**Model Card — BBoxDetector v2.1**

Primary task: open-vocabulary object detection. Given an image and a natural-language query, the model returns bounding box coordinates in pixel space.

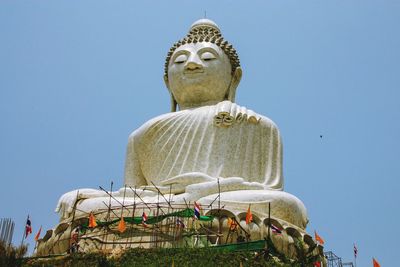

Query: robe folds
[124,101,283,191]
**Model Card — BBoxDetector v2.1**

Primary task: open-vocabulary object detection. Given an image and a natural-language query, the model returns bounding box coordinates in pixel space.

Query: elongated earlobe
[164,74,177,112]
[226,67,242,102]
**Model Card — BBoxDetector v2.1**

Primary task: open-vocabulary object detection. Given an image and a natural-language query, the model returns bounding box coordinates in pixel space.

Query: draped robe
[124,101,283,191]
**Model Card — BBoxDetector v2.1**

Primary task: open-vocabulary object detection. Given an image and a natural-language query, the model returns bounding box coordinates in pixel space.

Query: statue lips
[183,69,204,76]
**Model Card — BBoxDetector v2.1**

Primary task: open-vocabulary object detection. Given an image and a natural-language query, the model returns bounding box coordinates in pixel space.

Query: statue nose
[185,56,203,71]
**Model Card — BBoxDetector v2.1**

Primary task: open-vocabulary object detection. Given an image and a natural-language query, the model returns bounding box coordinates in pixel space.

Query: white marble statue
[56,19,308,230]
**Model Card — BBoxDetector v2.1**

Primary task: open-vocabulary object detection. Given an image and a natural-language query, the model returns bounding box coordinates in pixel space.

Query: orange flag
[314,231,325,245]
[373,258,381,267]
[118,216,126,233]
[245,205,253,224]
[227,217,237,230]
[34,226,42,241]
[88,212,97,228]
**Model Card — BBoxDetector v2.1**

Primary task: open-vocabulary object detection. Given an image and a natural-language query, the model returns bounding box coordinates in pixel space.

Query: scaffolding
[35,183,324,267]
[324,251,354,267]
[0,218,15,246]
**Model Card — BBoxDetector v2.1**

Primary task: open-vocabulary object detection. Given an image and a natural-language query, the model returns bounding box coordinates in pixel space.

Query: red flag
[142,212,148,227]
[314,231,325,245]
[313,261,321,267]
[25,216,32,238]
[34,226,42,241]
[373,258,380,267]
[88,212,97,228]
[245,206,253,224]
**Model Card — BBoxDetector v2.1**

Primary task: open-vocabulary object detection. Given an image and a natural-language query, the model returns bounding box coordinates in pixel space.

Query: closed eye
[200,51,216,61]
[174,54,188,64]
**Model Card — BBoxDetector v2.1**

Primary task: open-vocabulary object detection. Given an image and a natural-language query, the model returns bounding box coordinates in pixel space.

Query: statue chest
[137,111,274,185]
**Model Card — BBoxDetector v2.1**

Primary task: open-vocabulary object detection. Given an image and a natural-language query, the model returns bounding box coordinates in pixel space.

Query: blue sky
[1,1,399,266]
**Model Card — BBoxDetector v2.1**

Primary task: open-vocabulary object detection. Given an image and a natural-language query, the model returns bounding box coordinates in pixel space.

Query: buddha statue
[55,19,308,239]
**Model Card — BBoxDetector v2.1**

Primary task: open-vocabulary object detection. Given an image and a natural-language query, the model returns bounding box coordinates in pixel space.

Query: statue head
[164,19,242,111]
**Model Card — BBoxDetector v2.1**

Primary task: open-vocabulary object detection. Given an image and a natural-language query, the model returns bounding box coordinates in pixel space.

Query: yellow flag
[118,216,126,233]
[88,212,97,228]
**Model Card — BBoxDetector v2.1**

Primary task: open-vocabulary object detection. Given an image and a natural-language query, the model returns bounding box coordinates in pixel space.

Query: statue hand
[159,172,216,194]
[185,177,264,197]
[55,188,108,220]
[171,176,265,202]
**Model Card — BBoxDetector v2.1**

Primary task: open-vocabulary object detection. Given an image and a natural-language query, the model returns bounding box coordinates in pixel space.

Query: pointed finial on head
[190,18,220,33]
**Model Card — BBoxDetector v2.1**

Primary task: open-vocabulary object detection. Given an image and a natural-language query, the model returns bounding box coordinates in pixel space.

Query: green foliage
[23,247,313,267]
[293,237,324,267]
[0,240,28,267]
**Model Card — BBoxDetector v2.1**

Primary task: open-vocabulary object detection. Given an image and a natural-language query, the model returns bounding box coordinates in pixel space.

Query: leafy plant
[0,240,28,267]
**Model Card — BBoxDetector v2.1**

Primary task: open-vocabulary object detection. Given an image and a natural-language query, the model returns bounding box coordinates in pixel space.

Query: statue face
[167,42,232,109]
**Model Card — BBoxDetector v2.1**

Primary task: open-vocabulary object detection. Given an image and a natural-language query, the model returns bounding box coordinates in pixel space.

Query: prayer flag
[118,216,126,233]
[194,202,201,220]
[314,231,325,245]
[25,216,32,238]
[271,223,282,234]
[354,243,358,258]
[176,218,185,228]
[34,226,42,241]
[142,212,148,227]
[88,212,97,228]
[373,258,380,267]
[245,206,253,224]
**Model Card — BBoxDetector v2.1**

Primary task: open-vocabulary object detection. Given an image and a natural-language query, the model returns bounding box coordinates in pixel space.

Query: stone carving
[37,19,314,258]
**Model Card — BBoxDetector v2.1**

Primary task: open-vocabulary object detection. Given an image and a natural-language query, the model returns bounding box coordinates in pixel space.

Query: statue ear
[226,67,242,102]
[164,74,177,112]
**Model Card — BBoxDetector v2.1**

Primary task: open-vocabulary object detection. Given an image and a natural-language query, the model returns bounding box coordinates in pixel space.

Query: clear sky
[1,1,399,266]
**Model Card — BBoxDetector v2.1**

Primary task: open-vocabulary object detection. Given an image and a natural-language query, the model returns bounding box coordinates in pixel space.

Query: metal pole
[68,190,79,253]
[20,215,29,247]
[103,181,113,251]
[8,220,15,247]
[267,202,271,241]
[0,219,5,242]
[120,185,127,219]
[128,186,153,212]
[217,178,221,245]
[354,252,356,267]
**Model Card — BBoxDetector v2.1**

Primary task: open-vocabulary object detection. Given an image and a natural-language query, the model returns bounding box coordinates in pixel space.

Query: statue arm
[262,120,284,190]
[124,131,147,187]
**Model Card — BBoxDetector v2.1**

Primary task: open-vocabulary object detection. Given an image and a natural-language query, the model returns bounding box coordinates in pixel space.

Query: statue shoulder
[258,113,279,129]
[127,112,182,141]
[215,101,279,130]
